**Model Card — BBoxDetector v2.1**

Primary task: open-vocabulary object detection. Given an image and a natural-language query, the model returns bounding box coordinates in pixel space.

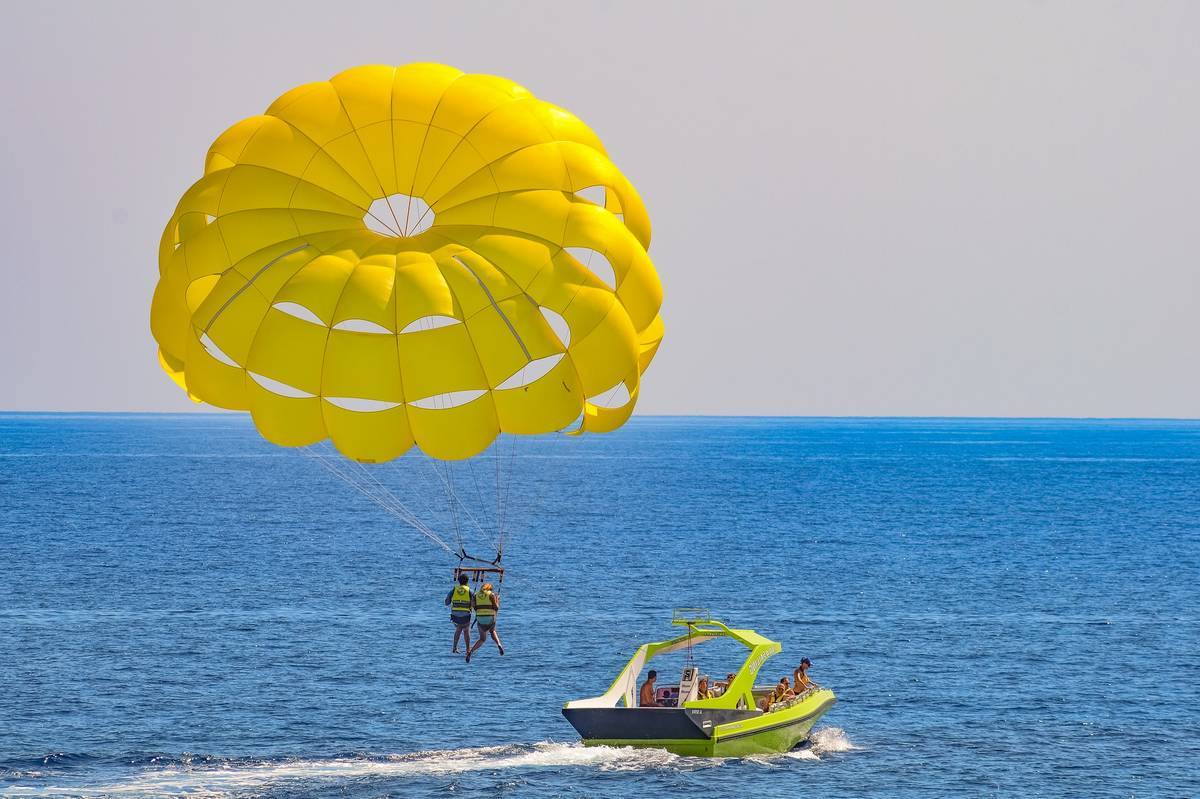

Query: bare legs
[452,622,472,656]
[469,624,504,656]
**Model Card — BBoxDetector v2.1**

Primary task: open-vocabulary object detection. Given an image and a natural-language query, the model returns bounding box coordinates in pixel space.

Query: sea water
[1,415,1196,798]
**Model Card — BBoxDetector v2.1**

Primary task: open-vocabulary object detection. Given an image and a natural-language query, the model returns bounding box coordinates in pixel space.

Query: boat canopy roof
[563,610,783,712]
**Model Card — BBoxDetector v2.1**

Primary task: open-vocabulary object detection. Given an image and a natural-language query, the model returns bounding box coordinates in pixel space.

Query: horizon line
[0,411,1197,423]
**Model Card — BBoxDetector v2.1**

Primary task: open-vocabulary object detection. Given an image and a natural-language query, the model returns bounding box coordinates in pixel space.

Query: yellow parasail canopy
[151,63,664,462]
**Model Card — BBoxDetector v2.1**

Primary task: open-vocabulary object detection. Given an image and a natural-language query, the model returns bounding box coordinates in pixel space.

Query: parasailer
[150,63,664,622]
[445,573,474,655]
[469,581,503,659]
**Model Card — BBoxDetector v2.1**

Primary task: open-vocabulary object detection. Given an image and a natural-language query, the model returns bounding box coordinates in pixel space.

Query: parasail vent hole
[566,247,617,290]
[575,185,606,206]
[589,381,631,409]
[364,194,434,238]
[539,307,571,348]
[410,389,487,410]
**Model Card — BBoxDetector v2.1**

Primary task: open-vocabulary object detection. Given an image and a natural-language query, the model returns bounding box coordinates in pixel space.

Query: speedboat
[562,611,836,757]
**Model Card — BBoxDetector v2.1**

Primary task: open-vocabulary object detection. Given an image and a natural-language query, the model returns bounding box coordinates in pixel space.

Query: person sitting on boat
[758,688,777,712]
[776,676,796,701]
[794,658,813,692]
[639,670,661,707]
[716,672,735,696]
[445,574,473,655]
[696,677,711,699]
[468,582,504,659]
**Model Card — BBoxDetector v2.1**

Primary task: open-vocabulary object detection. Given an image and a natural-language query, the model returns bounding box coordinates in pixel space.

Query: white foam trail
[732,727,860,768]
[4,742,696,798]
[809,726,860,754]
[783,726,861,762]
[6,732,860,797]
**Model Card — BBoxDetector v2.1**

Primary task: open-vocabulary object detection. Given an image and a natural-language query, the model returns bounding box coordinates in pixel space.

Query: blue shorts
[476,618,495,630]
[450,613,471,626]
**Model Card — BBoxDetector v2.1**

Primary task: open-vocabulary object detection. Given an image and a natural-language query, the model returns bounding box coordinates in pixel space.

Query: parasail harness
[453,547,504,586]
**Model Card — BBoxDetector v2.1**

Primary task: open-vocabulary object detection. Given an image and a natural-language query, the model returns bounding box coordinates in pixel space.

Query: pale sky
[1,1,1196,417]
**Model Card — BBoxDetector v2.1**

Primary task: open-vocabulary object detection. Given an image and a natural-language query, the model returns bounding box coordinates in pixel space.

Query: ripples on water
[1,416,1197,798]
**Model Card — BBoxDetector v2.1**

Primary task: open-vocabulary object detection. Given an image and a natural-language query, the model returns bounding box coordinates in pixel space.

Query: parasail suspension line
[425,456,495,552]
[498,431,520,547]
[300,444,456,556]
[436,458,463,553]
[464,446,502,555]
[305,448,442,547]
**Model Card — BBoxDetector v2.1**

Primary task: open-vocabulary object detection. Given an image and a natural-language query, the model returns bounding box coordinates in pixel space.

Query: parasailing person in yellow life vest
[469,582,504,659]
[445,574,474,656]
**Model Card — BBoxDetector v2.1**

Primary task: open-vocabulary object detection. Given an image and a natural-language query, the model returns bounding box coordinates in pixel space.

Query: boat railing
[672,607,714,624]
[763,684,825,713]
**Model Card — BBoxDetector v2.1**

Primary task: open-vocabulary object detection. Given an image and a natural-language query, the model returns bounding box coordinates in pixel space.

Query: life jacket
[450,584,472,614]
[475,589,497,621]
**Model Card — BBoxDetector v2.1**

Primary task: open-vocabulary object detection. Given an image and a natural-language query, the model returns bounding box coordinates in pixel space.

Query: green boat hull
[570,690,836,757]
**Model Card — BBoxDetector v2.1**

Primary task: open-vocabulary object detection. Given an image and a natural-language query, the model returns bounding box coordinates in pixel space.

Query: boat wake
[739,727,861,765]
[785,727,861,761]
[4,728,859,797]
[4,743,689,797]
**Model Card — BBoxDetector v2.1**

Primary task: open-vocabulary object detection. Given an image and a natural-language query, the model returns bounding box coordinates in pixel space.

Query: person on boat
[758,688,777,712]
[639,670,660,707]
[696,677,711,699]
[445,574,473,656]
[468,582,504,659]
[794,658,813,691]
[717,672,735,695]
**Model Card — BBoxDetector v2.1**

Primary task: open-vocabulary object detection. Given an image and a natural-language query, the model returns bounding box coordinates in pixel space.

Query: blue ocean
[1,415,1197,798]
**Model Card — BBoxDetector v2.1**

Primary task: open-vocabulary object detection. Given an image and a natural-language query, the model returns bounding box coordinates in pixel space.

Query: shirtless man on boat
[639,670,661,707]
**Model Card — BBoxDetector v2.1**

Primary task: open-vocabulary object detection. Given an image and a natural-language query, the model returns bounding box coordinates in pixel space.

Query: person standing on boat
[445,574,474,656]
[639,670,661,707]
[794,658,813,691]
[468,582,504,659]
